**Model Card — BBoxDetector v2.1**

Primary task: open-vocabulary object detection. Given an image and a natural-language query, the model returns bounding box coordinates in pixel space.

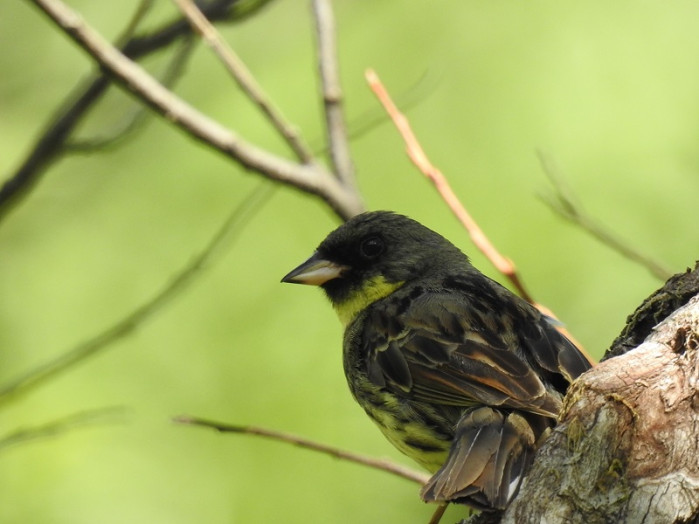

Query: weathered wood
[502,293,699,523]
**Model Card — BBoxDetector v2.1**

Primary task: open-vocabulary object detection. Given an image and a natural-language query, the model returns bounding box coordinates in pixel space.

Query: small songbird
[282,211,592,510]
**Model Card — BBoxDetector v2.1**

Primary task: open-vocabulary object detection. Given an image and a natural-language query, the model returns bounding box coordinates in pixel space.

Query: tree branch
[312,0,357,189]
[538,151,673,282]
[173,0,316,164]
[365,69,534,302]
[0,407,125,451]
[1,0,257,223]
[365,69,593,363]
[26,0,363,220]
[174,415,430,485]
[66,38,196,151]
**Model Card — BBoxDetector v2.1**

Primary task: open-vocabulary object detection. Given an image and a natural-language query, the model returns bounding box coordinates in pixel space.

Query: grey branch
[1,0,253,223]
[174,415,430,486]
[66,38,196,151]
[312,0,357,190]
[173,0,316,164]
[27,0,363,220]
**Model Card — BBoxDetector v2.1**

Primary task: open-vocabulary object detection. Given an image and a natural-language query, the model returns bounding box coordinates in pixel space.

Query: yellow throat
[333,276,404,327]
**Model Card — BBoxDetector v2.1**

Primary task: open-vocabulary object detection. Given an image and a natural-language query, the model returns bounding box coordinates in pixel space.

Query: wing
[360,275,592,418]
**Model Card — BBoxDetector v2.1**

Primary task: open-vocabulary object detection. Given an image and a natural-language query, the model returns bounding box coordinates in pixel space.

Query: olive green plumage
[282,211,591,510]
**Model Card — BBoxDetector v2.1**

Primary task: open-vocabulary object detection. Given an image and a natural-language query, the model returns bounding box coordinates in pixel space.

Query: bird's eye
[359,235,384,259]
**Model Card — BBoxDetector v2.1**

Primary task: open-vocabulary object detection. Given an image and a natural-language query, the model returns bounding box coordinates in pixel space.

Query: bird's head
[282,211,468,325]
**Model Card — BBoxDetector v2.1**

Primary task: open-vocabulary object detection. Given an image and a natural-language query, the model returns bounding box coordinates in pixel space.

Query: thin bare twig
[66,38,196,151]
[538,151,673,282]
[342,71,438,148]
[0,182,275,403]
[65,0,161,150]
[174,415,430,485]
[365,69,534,303]
[115,0,156,47]
[173,0,315,164]
[0,407,126,451]
[24,0,363,220]
[312,0,357,190]
[1,0,251,223]
[365,70,594,363]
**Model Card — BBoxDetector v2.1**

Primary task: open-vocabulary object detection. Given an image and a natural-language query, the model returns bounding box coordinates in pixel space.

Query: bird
[281,211,592,511]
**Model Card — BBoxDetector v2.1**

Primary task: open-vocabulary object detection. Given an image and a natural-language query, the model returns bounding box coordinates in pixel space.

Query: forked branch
[27,0,363,220]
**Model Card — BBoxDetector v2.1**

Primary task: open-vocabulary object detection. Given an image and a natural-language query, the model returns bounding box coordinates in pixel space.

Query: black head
[282,211,469,305]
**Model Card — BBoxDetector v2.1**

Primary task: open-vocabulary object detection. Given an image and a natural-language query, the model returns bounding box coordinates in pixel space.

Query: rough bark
[502,264,699,523]
[466,262,699,524]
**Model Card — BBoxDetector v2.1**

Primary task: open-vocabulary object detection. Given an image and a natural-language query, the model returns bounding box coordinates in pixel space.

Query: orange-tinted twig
[365,69,594,365]
[365,69,532,303]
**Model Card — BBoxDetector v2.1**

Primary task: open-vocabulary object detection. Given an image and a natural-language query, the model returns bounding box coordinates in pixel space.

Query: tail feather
[420,407,540,510]
[426,410,501,498]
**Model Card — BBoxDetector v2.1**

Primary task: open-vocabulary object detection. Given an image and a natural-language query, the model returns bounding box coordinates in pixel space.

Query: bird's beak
[281,252,348,286]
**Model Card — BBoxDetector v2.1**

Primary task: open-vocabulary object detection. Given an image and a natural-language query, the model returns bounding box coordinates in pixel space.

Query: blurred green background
[1,1,698,522]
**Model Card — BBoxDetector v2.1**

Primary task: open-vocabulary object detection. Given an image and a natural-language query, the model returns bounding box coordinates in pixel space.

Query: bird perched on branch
[282,211,592,510]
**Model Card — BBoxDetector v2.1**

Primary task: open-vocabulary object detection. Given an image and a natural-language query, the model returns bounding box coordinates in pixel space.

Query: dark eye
[359,235,384,259]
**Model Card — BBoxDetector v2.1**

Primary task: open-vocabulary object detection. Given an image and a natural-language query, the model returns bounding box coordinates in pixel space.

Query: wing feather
[362,280,590,418]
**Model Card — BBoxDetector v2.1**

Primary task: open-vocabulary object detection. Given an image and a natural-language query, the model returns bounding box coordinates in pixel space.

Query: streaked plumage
[282,211,592,510]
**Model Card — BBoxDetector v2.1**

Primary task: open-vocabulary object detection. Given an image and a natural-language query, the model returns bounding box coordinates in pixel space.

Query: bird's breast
[345,363,455,472]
